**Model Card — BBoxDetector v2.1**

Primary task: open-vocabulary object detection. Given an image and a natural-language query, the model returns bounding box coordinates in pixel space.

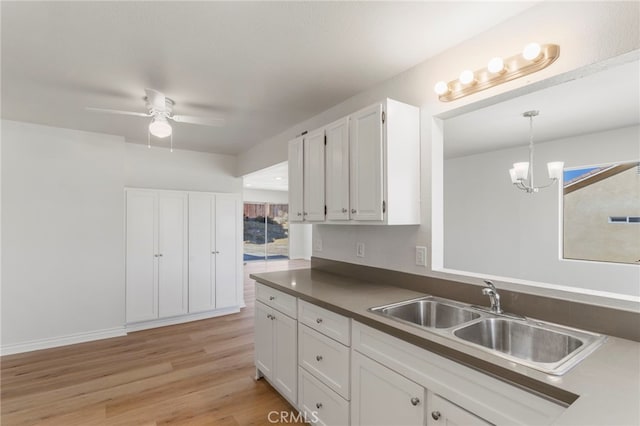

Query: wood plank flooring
[1,259,310,425]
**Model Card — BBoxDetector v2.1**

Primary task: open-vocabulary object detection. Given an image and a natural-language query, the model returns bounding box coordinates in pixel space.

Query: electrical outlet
[314,236,322,252]
[415,246,427,266]
[356,242,365,258]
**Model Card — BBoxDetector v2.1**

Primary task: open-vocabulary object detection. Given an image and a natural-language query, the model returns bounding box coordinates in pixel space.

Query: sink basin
[370,297,480,329]
[454,318,606,373]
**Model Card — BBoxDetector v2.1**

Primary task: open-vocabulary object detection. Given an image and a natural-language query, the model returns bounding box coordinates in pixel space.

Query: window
[563,161,640,264]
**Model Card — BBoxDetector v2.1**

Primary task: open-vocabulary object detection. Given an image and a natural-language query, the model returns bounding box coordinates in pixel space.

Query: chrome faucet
[482,280,503,314]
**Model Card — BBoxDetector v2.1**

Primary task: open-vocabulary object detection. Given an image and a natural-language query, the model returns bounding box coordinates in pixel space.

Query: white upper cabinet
[303,128,326,222]
[288,98,420,225]
[349,99,420,224]
[288,136,304,223]
[325,117,350,221]
[349,103,384,221]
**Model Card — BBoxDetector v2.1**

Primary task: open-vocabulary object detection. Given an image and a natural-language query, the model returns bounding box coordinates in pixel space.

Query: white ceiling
[1,1,536,155]
[243,161,289,192]
[444,59,640,158]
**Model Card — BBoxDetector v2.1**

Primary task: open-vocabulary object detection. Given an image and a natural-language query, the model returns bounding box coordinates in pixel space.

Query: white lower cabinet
[427,393,491,426]
[351,350,425,426]
[351,321,565,426]
[254,284,298,406]
[299,366,350,426]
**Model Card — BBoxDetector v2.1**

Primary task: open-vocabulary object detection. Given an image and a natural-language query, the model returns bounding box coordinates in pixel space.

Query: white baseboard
[1,327,127,356]
[125,306,241,332]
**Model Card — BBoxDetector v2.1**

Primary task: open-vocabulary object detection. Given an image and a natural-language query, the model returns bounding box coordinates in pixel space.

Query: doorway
[243,202,289,261]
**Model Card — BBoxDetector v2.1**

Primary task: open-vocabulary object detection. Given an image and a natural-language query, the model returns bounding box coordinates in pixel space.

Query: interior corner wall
[124,142,242,193]
[1,120,126,349]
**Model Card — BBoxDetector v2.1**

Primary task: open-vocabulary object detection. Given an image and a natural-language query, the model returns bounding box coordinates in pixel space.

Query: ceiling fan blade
[171,115,225,127]
[86,107,151,118]
[145,88,166,111]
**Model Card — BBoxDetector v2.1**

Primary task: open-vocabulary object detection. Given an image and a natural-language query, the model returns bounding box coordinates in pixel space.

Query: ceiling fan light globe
[149,118,172,138]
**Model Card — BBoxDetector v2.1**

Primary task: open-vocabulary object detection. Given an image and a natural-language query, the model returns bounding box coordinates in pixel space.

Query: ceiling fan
[87,89,225,148]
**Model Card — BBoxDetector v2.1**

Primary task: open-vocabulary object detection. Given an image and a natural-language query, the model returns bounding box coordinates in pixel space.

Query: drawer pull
[431,411,441,420]
[269,296,276,301]
[316,318,323,324]
[410,397,421,406]
[316,402,323,409]
[315,355,323,362]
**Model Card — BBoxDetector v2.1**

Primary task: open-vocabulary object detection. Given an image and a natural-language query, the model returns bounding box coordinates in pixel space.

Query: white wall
[236,2,640,303]
[1,123,243,353]
[243,188,288,204]
[1,121,126,350]
[445,126,640,296]
[125,143,241,193]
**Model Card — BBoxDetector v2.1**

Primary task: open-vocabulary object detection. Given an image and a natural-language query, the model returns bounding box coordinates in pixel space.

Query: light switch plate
[314,236,322,252]
[356,242,365,258]
[416,246,427,266]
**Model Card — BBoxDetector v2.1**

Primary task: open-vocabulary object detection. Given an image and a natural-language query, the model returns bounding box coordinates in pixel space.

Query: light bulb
[487,57,505,74]
[149,117,172,138]
[459,70,475,85]
[523,42,542,61]
[547,161,564,180]
[434,81,449,95]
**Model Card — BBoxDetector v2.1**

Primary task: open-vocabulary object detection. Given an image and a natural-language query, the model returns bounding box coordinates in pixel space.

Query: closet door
[214,194,239,309]
[125,190,158,323]
[188,193,215,313]
[157,192,188,318]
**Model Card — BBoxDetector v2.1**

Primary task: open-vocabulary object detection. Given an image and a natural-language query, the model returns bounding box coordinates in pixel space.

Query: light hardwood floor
[1,259,310,426]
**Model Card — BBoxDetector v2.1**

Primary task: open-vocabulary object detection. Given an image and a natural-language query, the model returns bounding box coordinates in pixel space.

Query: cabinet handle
[266,314,271,319]
[303,212,308,216]
[316,318,323,324]
[431,411,441,420]
[351,209,357,214]
[297,212,302,216]
[410,397,420,406]
[269,296,276,301]
[342,208,348,213]
[154,254,159,257]
[315,403,323,409]
[315,355,323,362]
[154,254,163,257]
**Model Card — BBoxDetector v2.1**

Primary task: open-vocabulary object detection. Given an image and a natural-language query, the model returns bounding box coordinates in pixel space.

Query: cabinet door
[304,129,326,222]
[188,193,215,313]
[352,351,425,426]
[157,192,188,318]
[288,136,305,223]
[126,190,158,322]
[255,301,274,379]
[427,393,492,426]
[273,310,298,405]
[325,117,350,221]
[214,194,238,309]
[350,103,384,221]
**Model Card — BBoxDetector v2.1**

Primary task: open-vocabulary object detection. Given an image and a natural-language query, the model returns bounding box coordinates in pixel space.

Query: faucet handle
[483,280,497,291]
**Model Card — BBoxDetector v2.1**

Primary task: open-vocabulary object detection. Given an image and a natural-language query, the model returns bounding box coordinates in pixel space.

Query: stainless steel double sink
[369,296,606,375]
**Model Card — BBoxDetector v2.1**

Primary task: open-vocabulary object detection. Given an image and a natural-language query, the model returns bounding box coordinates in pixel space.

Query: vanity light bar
[434,43,560,102]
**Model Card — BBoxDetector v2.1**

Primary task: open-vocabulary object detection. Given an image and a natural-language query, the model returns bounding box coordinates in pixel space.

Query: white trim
[1,327,126,356]
[125,306,241,332]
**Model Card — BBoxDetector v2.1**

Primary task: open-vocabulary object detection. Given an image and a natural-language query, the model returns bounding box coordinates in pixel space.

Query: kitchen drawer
[299,299,350,345]
[299,366,350,426]
[299,324,350,399]
[256,283,297,319]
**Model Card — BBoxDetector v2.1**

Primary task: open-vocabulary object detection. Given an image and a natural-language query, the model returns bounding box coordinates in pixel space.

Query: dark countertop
[251,268,640,426]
